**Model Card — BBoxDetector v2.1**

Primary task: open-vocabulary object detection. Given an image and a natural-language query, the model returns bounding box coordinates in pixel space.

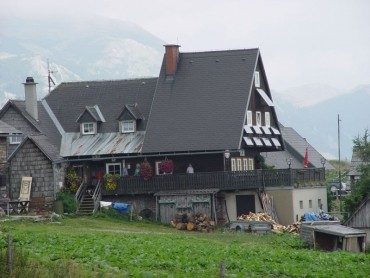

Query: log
[187,222,194,231]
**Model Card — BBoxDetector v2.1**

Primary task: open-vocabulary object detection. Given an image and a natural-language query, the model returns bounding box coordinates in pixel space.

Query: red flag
[303,147,308,168]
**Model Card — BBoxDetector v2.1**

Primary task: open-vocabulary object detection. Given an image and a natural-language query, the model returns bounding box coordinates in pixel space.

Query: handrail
[92,178,103,214]
[102,168,326,196]
[75,181,87,203]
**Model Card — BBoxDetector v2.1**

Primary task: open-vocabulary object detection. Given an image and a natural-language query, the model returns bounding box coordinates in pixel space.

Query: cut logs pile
[171,212,215,232]
[237,212,301,234]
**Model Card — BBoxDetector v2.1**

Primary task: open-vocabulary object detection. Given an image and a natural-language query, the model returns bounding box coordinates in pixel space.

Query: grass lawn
[0,214,369,277]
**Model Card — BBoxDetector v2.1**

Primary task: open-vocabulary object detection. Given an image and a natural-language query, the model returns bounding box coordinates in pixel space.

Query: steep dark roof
[143,49,259,153]
[1,100,62,148]
[262,125,335,170]
[44,78,157,133]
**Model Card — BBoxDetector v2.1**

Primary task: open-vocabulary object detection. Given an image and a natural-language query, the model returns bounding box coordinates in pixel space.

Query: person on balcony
[134,163,141,176]
[186,164,194,174]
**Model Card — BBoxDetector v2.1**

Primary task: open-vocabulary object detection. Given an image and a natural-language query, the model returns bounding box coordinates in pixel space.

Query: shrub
[56,191,77,214]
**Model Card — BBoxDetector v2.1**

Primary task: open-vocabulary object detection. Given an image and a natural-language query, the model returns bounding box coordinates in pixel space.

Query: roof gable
[117,104,145,121]
[76,105,106,123]
[143,49,259,153]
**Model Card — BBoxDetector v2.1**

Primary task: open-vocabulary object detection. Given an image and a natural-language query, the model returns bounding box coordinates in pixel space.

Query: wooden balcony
[102,168,326,196]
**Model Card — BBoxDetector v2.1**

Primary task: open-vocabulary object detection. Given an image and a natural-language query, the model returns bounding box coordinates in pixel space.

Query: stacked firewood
[171,212,215,232]
[237,212,301,234]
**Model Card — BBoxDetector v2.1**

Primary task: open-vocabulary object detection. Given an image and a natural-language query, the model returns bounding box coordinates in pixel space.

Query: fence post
[220,261,225,277]
[7,234,13,274]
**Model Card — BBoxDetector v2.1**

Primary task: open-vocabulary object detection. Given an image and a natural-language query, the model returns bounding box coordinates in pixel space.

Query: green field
[0,214,369,277]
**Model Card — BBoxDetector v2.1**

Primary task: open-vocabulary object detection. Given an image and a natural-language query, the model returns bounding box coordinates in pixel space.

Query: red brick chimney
[164,44,180,76]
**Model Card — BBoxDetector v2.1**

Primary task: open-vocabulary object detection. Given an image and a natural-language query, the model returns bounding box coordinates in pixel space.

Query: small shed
[301,221,366,253]
[154,189,219,224]
[344,196,370,243]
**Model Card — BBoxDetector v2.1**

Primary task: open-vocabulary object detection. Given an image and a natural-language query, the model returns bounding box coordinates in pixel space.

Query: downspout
[52,162,56,200]
[212,193,218,225]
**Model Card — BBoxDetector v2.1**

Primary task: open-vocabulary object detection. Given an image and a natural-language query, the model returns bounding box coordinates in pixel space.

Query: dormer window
[76,105,105,135]
[117,103,144,134]
[82,122,96,135]
[121,120,136,133]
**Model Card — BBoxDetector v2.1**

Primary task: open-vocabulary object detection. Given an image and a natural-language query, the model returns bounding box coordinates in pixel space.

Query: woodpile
[171,212,215,232]
[237,212,301,234]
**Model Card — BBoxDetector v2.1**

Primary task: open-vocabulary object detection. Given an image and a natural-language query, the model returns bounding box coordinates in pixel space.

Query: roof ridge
[58,77,158,86]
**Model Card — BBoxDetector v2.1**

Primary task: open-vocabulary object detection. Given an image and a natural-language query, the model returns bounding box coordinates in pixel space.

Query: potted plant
[159,158,174,174]
[140,161,153,180]
[64,167,82,193]
[104,173,120,191]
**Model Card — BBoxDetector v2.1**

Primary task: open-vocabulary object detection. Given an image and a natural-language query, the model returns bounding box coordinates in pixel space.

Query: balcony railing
[102,168,326,196]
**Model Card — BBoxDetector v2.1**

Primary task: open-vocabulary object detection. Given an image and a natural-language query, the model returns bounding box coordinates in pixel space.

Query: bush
[56,191,77,214]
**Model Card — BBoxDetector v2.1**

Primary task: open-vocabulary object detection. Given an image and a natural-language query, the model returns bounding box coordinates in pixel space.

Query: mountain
[274,85,370,160]
[1,15,368,160]
[0,15,165,102]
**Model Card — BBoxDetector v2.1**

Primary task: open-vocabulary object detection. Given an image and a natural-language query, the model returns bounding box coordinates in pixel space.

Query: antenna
[47,59,57,93]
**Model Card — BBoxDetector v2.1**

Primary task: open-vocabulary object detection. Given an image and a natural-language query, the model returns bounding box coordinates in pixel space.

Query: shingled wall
[9,139,54,204]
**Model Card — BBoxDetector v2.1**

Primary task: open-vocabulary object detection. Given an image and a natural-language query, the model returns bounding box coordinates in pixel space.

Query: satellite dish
[330,186,337,193]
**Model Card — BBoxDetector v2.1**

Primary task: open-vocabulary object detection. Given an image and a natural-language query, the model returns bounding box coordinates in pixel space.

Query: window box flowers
[159,159,174,174]
[104,173,120,191]
[140,161,153,180]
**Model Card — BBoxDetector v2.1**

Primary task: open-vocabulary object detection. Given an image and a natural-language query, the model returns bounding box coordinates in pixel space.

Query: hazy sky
[2,0,370,91]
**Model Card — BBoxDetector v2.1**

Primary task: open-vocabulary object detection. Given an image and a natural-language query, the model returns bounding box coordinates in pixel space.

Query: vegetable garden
[0,215,369,277]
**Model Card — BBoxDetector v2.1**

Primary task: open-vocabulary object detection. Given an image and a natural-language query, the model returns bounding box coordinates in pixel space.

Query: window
[299,200,303,209]
[265,112,270,127]
[248,158,254,170]
[309,200,312,208]
[231,158,236,171]
[254,71,260,87]
[106,163,121,175]
[247,110,253,126]
[318,199,322,209]
[237,158,242,171]
[256,111,261,126]
[82,122,96,135]
[122,120,136,133]
[243,158,248,171]
[10,136,22,144]
[155,161,164,175]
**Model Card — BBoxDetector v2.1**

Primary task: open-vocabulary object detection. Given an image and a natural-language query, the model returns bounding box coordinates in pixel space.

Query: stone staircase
[76,192,94,215]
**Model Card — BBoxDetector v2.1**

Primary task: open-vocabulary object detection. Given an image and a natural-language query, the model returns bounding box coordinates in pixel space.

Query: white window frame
[82,122,96,135]
[231,158,236,171]
[243,158,248,171]
[247,110,253,126]
[255,71,260,87]
[121,120,136,133]
[256,111,262,126]
[248,158,254,170]
[265,112,270,127]
[236,158,242,171]
[9,135,22,145]
[155,161,164,175]
[106,163,121,175]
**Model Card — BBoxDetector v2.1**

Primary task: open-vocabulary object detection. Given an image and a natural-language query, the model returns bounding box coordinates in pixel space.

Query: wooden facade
[344,196,370,242]
[8,139,60,205]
